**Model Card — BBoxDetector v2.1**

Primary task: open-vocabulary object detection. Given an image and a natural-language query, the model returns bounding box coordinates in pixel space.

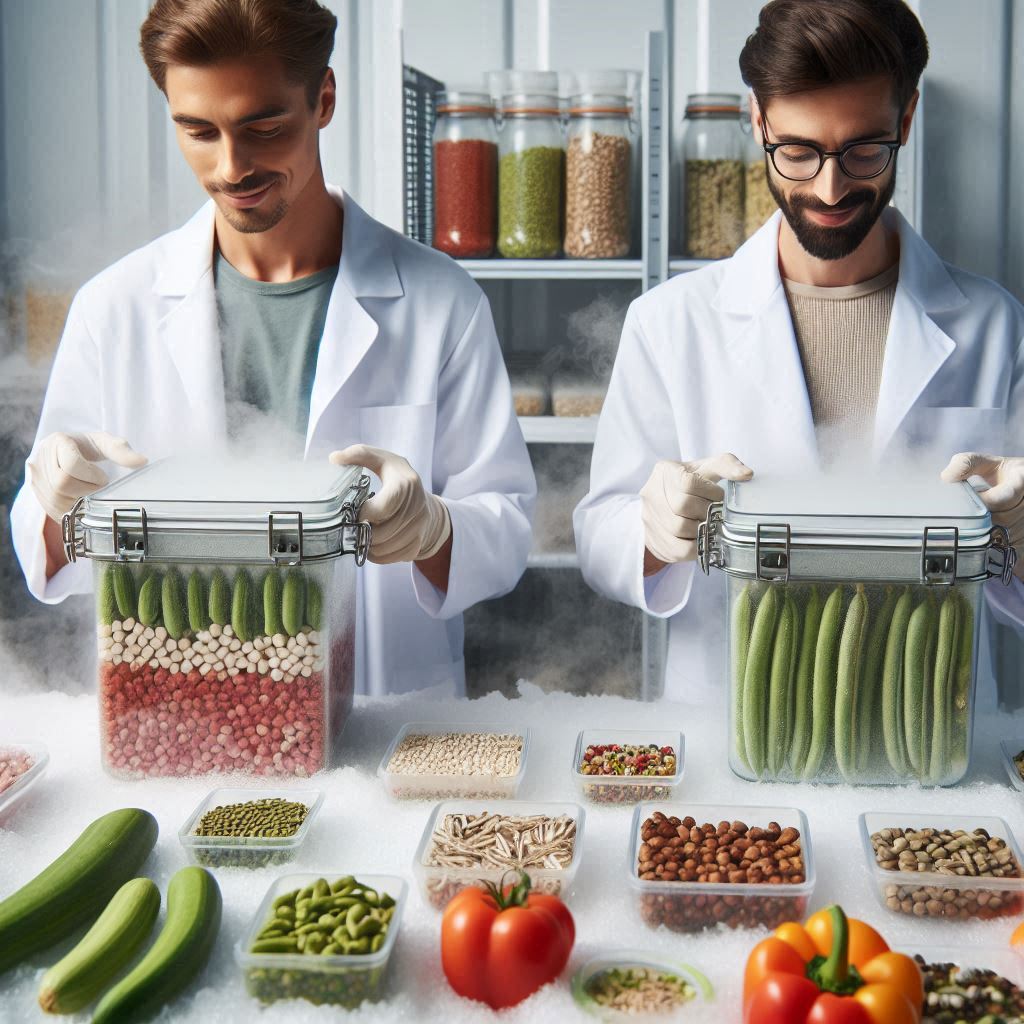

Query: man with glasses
[575,0,1024,701]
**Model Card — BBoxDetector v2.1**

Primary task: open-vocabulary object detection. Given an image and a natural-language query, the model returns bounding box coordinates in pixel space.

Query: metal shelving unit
[458,258,643,281]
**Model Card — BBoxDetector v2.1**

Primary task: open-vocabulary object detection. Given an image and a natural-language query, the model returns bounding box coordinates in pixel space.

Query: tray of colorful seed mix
[1000,740,1024,793]
[572,951,714,1020]
[412,799,584,909]
[377,722,529,800]
[179,787,324,868]
[860,813,1024,921]
[0,742,48,819]
[899,946,1024,1024]
[572,730,683,804]
[237,873,406,1008]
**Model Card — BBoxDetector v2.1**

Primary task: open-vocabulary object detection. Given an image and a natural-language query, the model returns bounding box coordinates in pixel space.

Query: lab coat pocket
[904,406,1006,460]
[358,402,437,480]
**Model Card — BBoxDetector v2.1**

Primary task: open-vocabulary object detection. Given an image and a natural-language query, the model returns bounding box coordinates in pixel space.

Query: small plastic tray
[897,945,1024,1020]
[572,730,684,805]
[0,743,49,820]
[572,951,714,1020]
[377,722,530,800]
[413,799,585,910]
[179,787,324,868]
[859,811,1024,921]
[1000,739,1024,792]
[626,802,815,934]
[236,872,407,1008]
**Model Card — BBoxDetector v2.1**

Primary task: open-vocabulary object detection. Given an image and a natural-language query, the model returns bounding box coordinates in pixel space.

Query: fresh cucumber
[187,571,210,634]
[766,591,798,777]
[882,588,914,775]
[282,569,305,637]
[0,808,158,974]
[113,564,136,621]
[730,584,754,772]
[835,584,868,782]
[789,585,822,777]
[208,569,231,627]
[231,569,255,643]
[856,586,897,773]
[306,577,324,632]
[98,566,118,626]
[802,586,844,780]
[92,867,222,1024]
[38,877,160,1014]
[161,570,188,640]
[263,570,284,637]
[137,573,162,628]
[742,584,778,778]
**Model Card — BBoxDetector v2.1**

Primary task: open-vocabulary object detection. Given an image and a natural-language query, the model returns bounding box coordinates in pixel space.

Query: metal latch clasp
[342,473,374,567]
[61,497,86,564]
[111,506,149,561]
[268,511,304,564]
[754,522,791,582]
[921,525,959,585]
[988,524,1018,585]
[697,501,724,575]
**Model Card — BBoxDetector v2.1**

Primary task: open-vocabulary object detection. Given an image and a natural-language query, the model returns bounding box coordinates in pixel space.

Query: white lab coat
[575,209,1024,703]
[11,188,536,696]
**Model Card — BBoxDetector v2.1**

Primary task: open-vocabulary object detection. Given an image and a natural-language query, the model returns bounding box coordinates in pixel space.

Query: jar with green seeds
[699,474,1016,787]
[497,91,564,258]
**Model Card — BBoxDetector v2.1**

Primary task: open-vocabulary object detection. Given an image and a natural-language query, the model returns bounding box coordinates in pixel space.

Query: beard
[211,175,288,234]
[767,161,897,261]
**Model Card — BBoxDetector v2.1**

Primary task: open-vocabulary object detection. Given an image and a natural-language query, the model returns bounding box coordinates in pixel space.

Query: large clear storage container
[697,475,1018,786]
[63,458,371,779]
[432,90,498,258]
[681,93,745,259]
[497,72,564,259]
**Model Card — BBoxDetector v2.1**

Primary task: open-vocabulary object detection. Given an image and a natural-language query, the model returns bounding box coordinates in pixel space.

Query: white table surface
[3,681,1024,1024]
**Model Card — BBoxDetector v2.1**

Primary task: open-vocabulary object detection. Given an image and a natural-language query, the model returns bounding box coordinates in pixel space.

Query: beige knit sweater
[783,264,899,464]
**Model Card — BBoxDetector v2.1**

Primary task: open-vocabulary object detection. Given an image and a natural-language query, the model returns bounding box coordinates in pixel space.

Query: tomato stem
[481,870,532,911]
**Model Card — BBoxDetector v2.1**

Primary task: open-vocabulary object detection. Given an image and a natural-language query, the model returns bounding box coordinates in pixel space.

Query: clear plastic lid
[67,457,371,565]
[685,92,742,118]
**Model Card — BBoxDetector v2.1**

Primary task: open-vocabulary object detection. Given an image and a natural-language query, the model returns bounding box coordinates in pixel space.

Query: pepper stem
[805,905,864,996]
[481,870,532,911]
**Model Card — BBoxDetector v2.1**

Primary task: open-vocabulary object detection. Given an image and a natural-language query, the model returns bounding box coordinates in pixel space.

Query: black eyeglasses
[761,118,902,181]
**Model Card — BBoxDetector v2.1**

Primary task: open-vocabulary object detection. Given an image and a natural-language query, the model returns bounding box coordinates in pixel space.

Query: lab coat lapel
[715,213,820,469]
[872,209,967,458]
[153,202,227,444]
[306,190,404,450]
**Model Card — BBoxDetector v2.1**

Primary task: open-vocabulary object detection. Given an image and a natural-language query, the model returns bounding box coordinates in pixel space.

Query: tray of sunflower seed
[412,799,584,909]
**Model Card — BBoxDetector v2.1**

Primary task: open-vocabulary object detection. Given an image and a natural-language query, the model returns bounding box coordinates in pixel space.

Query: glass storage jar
[63,457,371,779]
[564,89,633,258]
[681,93,745,259]
[696,474,1018,787]
[742,107,776,238]
[432,91,498,258]
[497,90,564,258]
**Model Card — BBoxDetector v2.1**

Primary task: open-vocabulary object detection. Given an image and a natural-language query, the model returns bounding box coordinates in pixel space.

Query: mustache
[211,176,278,196]
[788,189,876,215]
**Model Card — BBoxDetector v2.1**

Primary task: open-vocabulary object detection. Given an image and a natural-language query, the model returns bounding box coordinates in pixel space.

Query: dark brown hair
[140,0,337,107]
[739,0,928,113]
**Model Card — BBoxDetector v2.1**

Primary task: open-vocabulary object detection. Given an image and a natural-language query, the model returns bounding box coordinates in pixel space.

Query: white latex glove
[941,452,1024,582]
[642,453,754,566]
[329,444,451,564]
[26,431,148,524]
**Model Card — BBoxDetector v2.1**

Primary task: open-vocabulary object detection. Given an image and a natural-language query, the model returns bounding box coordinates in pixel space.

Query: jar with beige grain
[564,92,633,259]
[681,93,745,259]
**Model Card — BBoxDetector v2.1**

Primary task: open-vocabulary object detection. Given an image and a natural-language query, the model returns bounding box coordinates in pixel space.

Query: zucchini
[92,867,222,1024]
[0,808,158,974]
[38,877,160,1014]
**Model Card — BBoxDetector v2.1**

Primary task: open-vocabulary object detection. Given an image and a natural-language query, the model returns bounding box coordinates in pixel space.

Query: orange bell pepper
[743,905,923,1024]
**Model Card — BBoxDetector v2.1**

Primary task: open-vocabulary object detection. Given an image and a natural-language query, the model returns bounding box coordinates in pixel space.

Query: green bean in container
[855,585,896,773]
[731,584,754,772]
[835,584,868,782]
[789,585,822,777]
[882,587,913,775]
[742,584,779,777]
[767,591,798,776]
[926,591,958,783]
[950,591,974,776]
[802,585,844,780]
[903,593,935,774]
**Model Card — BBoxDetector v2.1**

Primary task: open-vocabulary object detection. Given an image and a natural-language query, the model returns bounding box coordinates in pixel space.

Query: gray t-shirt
[215,250,339,437]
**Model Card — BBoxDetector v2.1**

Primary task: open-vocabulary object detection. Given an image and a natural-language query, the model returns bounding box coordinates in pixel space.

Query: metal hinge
[921,525,958,585]
[61,497,86,564]
[697,502,724,575]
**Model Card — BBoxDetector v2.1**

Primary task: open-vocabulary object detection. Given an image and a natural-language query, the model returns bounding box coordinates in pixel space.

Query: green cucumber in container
[928,591,960,783]
[789,585,822,777]
[162,569,188,640]
[113,564,136,621]
[98,566,119,626]
[731,584,754,772]
[834,584,868,782]
[263,571,284,637]
[306,577,324,632]
[208,569,231,626]
[881,587,914,775]
[232,569,255,643]
[137,573,162,628]
[282,569,305,636]
[741,584,778,778]
[38,877,160,1014]
[92,867,221,1024]
[802,585,844,780]
[766,591,798,777]
[855,586,897,774]
[187,571,210,633]
[949,592,974,776]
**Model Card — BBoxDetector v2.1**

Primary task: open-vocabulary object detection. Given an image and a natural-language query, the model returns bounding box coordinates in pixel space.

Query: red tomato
[441,881,575,1009]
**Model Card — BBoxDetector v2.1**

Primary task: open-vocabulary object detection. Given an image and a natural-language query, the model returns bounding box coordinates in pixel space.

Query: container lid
[568,93,630,115]
[65,456,371,565]
[436,90,494,115]
[500,92,560,116]
[685,92,742,117]
[699,475,1016,584]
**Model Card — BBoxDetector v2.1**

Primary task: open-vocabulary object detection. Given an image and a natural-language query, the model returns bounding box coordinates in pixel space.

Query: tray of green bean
[728,580,980,786]
[236,873,407,1007]
[179,787,324,868]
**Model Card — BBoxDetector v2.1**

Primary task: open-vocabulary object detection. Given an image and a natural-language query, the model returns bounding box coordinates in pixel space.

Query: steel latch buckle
[988,524,1018,585]
[755,522,791,582]
[697,502,724,576]
[921,525,959,585]
[111,506,148,561]
[342,474,374,567]
[268,511,304,564]
[61,497,86,564]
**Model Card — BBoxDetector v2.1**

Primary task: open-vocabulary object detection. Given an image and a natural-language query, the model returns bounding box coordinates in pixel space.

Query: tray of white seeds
[376,722,529,800]
[412,799,585,909]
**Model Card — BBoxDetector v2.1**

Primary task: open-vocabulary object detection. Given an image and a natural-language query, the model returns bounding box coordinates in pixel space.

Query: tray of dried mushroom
[411,800,585,909]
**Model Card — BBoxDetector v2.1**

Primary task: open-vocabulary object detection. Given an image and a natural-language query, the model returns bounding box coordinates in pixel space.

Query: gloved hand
[27,431,148,524]
[329,444,451,564]
[941,452,1024,582]
[642,452,754,568]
